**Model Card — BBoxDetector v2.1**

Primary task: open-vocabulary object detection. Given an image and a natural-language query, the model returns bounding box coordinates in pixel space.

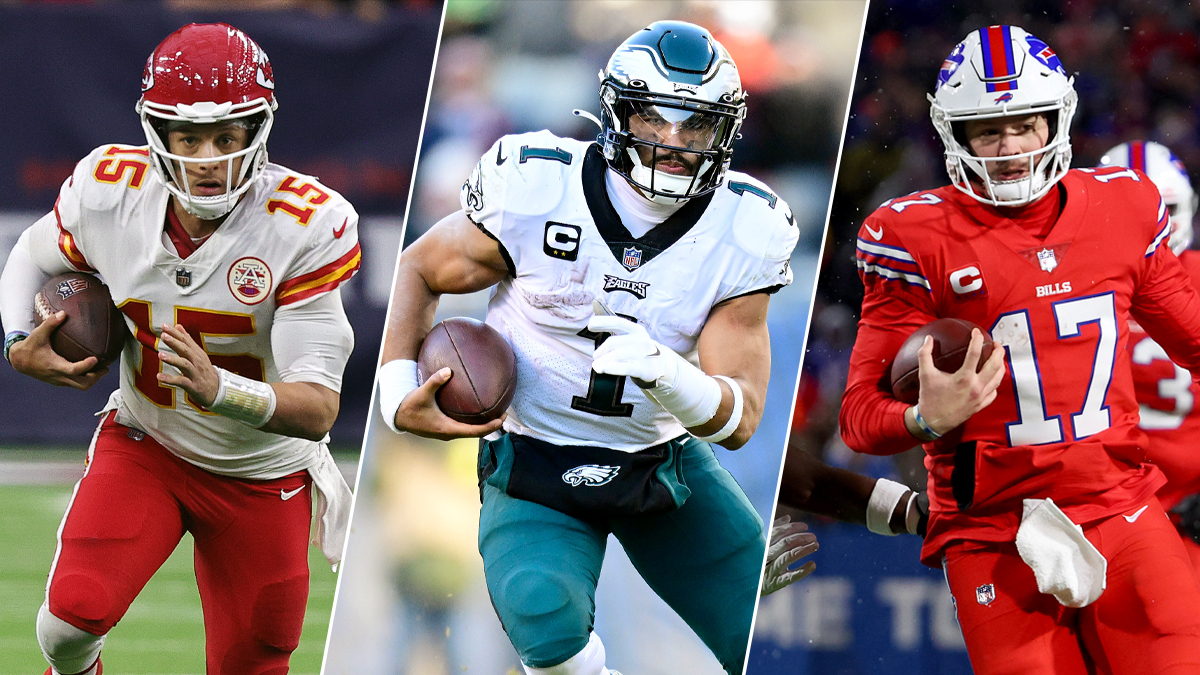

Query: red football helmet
[136,23,278,219]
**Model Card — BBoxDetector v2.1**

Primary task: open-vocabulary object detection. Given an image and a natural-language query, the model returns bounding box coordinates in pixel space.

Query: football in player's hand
[417,317,517,424]
[890,318,994,404]
[34,272,128,370]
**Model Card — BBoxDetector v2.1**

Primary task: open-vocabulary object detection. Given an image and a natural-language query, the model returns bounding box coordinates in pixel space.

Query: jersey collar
[582,144,713,271]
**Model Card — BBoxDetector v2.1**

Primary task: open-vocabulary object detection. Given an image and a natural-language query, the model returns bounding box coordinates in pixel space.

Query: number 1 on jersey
[572,325,634,417]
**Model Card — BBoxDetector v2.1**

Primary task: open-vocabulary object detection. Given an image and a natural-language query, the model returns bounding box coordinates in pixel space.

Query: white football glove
[761,515,819,596]
[589,314,675,387]
[587,312,725,430]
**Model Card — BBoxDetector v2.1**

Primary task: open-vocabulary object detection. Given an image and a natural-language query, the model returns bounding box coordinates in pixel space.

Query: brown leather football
[890,318,995,404]
[417,317,517,424]
[34,272,128,370]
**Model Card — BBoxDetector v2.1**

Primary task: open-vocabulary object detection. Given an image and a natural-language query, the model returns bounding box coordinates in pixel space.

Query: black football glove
[1172,493,1200,544]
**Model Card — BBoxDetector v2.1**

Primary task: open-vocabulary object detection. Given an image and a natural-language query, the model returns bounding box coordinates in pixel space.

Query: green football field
[0,481,339,675]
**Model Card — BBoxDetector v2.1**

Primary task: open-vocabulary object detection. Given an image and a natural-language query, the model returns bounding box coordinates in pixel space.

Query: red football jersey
[840,167,1200,565]
[1129,249,1200,510]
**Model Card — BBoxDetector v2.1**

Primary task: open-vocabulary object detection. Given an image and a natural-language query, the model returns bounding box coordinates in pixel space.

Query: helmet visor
[626,101,728,153]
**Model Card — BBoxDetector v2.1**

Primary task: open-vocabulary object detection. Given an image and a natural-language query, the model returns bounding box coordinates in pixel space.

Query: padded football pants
[44,413,312,675]
[478,436,764,675]
[943,499,1200,675]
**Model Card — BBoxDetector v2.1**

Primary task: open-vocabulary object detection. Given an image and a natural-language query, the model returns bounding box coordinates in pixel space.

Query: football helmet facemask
[1102,141,1197,254]
[136,23,278,220]
[597,21,745,205]
[930,25,1077,207]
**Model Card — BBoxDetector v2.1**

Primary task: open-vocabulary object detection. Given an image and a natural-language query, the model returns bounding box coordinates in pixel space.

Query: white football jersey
[32,144,360,479]
[462,131,797,452]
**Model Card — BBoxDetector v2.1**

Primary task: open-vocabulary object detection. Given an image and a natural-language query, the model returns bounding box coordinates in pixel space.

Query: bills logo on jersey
[976,584,996,606]
[55,278,90,300]
[1025,35,1065,75]
[562,464,620,487]
[227,257,272,305]
[622,246,643,271]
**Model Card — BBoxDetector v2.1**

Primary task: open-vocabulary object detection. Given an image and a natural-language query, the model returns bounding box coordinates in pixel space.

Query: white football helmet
[1101,141,1196,253]
[929,25,1077,207]
[596,21,746,205]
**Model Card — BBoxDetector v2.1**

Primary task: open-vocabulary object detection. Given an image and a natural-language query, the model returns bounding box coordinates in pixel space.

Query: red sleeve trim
[275,243,361,306]
[54,195,94,272]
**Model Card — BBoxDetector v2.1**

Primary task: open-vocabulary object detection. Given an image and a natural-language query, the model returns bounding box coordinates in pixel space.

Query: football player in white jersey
[0,24,358,675]
[378,21,796,675]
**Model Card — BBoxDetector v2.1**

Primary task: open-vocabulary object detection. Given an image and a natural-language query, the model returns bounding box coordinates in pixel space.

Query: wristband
[912,404,942,440]
[209,367,277,428]
[867,478,908,536]
[904,491,924,535]
[640,351,723,428]
[4,331,29,363]
[694,375,744,444]
[378,359,420,434]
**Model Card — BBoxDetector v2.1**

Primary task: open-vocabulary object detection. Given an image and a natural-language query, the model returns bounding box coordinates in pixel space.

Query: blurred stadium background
[323,1,865,674]
[751,1,1200,674]
[0,1,441,673]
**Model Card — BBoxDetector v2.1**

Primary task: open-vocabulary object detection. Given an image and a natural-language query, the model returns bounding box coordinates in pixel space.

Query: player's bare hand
[157,323,219,406]
[393,366,505,440]
[761,515,818,596]
[914,329,1006,435]
[8,311,106,390]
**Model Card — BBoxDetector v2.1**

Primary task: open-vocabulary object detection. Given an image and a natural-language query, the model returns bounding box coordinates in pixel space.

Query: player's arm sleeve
[839,218,937,455]
[0,197,85,335]
[460,137,520,274]
[271,288,354,392]
[1132,244,1200,376]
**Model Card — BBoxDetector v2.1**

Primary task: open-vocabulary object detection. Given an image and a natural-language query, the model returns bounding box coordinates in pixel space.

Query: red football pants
[47,414,312,675]
[943,499,1200,675]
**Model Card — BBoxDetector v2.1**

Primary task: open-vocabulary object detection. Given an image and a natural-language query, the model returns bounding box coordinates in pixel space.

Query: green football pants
[478,436,764,674]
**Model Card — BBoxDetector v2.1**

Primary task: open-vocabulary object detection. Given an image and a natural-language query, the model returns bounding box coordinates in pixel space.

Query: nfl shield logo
[55,278,89,300]
[622,246,643,271]
[976,583,996,606]
[176,268,192,287]
[1037,248,1057,273]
